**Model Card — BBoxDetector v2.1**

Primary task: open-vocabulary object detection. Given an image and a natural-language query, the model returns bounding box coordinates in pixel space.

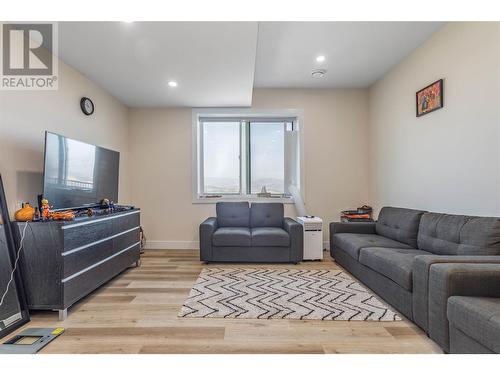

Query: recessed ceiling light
[123,21,135,23]
[316,55,326,63]
[167,80,178,88]
[311,69,327,78]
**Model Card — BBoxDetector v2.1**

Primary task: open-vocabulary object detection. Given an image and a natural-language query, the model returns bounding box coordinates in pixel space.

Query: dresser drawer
[63,220,113,252]
[62,242,140,308]
[62,228,140,279]
[62,210,140,252]
[113,211,140,234]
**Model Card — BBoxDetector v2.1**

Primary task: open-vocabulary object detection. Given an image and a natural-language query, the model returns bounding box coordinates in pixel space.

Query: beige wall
[0,58,131,215]
[129,88,370,248]
[369,22,500,216]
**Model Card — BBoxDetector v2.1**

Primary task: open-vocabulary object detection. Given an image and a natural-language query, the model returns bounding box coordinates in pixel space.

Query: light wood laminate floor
[6,249,442,354]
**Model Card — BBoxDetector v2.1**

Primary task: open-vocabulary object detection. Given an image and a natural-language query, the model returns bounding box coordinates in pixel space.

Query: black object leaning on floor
[0,175,30,338]
[330,206,500,353]
[200,202,303,263]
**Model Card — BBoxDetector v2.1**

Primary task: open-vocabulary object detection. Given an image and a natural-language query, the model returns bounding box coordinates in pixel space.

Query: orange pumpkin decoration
[15,203,36,222]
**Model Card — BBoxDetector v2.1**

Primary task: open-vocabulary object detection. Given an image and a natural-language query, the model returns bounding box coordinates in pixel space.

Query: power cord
[0,221,28,308]
[140,226,146,254]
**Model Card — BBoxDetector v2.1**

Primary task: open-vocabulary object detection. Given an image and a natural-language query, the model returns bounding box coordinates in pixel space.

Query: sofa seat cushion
[359,248,432,291]
[448,296,500,353]
[212,227,251,247]
[331,233,412,260]
[251,227,290,247]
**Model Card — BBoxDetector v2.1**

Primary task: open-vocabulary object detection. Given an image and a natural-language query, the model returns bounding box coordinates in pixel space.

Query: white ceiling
[57,22,444,107]
[58,22,259,107]
[255,22,445,88]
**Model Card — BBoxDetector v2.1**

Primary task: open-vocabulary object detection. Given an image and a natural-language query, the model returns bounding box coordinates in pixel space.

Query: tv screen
[43,132,120,210]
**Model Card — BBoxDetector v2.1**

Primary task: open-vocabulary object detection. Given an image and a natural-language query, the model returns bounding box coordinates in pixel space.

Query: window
[202,121,241,194]
[193,109,303,202]
[249,122,285,194]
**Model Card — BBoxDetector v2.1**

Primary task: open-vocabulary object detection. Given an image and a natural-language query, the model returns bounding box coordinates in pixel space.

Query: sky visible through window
[250,122,284,194]
[203,122,240,193]
[202,121,285,194]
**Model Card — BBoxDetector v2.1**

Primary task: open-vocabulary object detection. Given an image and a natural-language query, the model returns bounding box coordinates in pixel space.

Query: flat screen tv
[43,132,120,210]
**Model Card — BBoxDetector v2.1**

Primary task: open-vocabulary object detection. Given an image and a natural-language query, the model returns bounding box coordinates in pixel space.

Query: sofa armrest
[199,217,218,261]
[329,221,376,235]
[284,217,303,263]
[412,255,500,332]
[329,222,376,256]
[427,263,500,352]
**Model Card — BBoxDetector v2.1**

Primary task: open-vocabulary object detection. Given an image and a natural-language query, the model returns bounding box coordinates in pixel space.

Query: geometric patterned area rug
[179,268,401,321]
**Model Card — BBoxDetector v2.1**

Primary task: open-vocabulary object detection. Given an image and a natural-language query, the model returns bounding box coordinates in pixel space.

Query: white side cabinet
[296,216,323,260]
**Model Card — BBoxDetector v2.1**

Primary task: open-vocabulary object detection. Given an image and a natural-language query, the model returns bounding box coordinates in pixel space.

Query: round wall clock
[80,97,94,115]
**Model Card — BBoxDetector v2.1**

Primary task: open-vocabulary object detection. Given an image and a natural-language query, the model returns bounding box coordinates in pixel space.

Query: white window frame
[192,108,305,204]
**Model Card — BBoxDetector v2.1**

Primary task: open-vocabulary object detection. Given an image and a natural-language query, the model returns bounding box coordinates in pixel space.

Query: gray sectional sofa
[200,202,303,263]
[330,206,500,353]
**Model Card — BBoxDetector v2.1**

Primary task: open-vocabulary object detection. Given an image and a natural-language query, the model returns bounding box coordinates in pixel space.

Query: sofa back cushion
[216,202,250,227]
[375,207,426,248]
[417,212,500,255]
[250,203,284,228]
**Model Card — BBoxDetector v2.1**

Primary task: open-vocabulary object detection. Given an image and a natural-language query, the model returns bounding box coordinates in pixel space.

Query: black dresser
[12,208,140,320]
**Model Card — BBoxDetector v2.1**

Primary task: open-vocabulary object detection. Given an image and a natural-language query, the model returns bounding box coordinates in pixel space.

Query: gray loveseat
[200,202,303,263]
[330,206,500,352]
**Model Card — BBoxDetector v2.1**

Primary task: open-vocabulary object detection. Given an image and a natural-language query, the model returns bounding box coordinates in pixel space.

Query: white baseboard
[145,240,199,250]
[146,240,330,251]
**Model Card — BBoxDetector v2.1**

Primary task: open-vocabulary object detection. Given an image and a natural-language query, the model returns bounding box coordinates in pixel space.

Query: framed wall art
[416,79,444,117]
